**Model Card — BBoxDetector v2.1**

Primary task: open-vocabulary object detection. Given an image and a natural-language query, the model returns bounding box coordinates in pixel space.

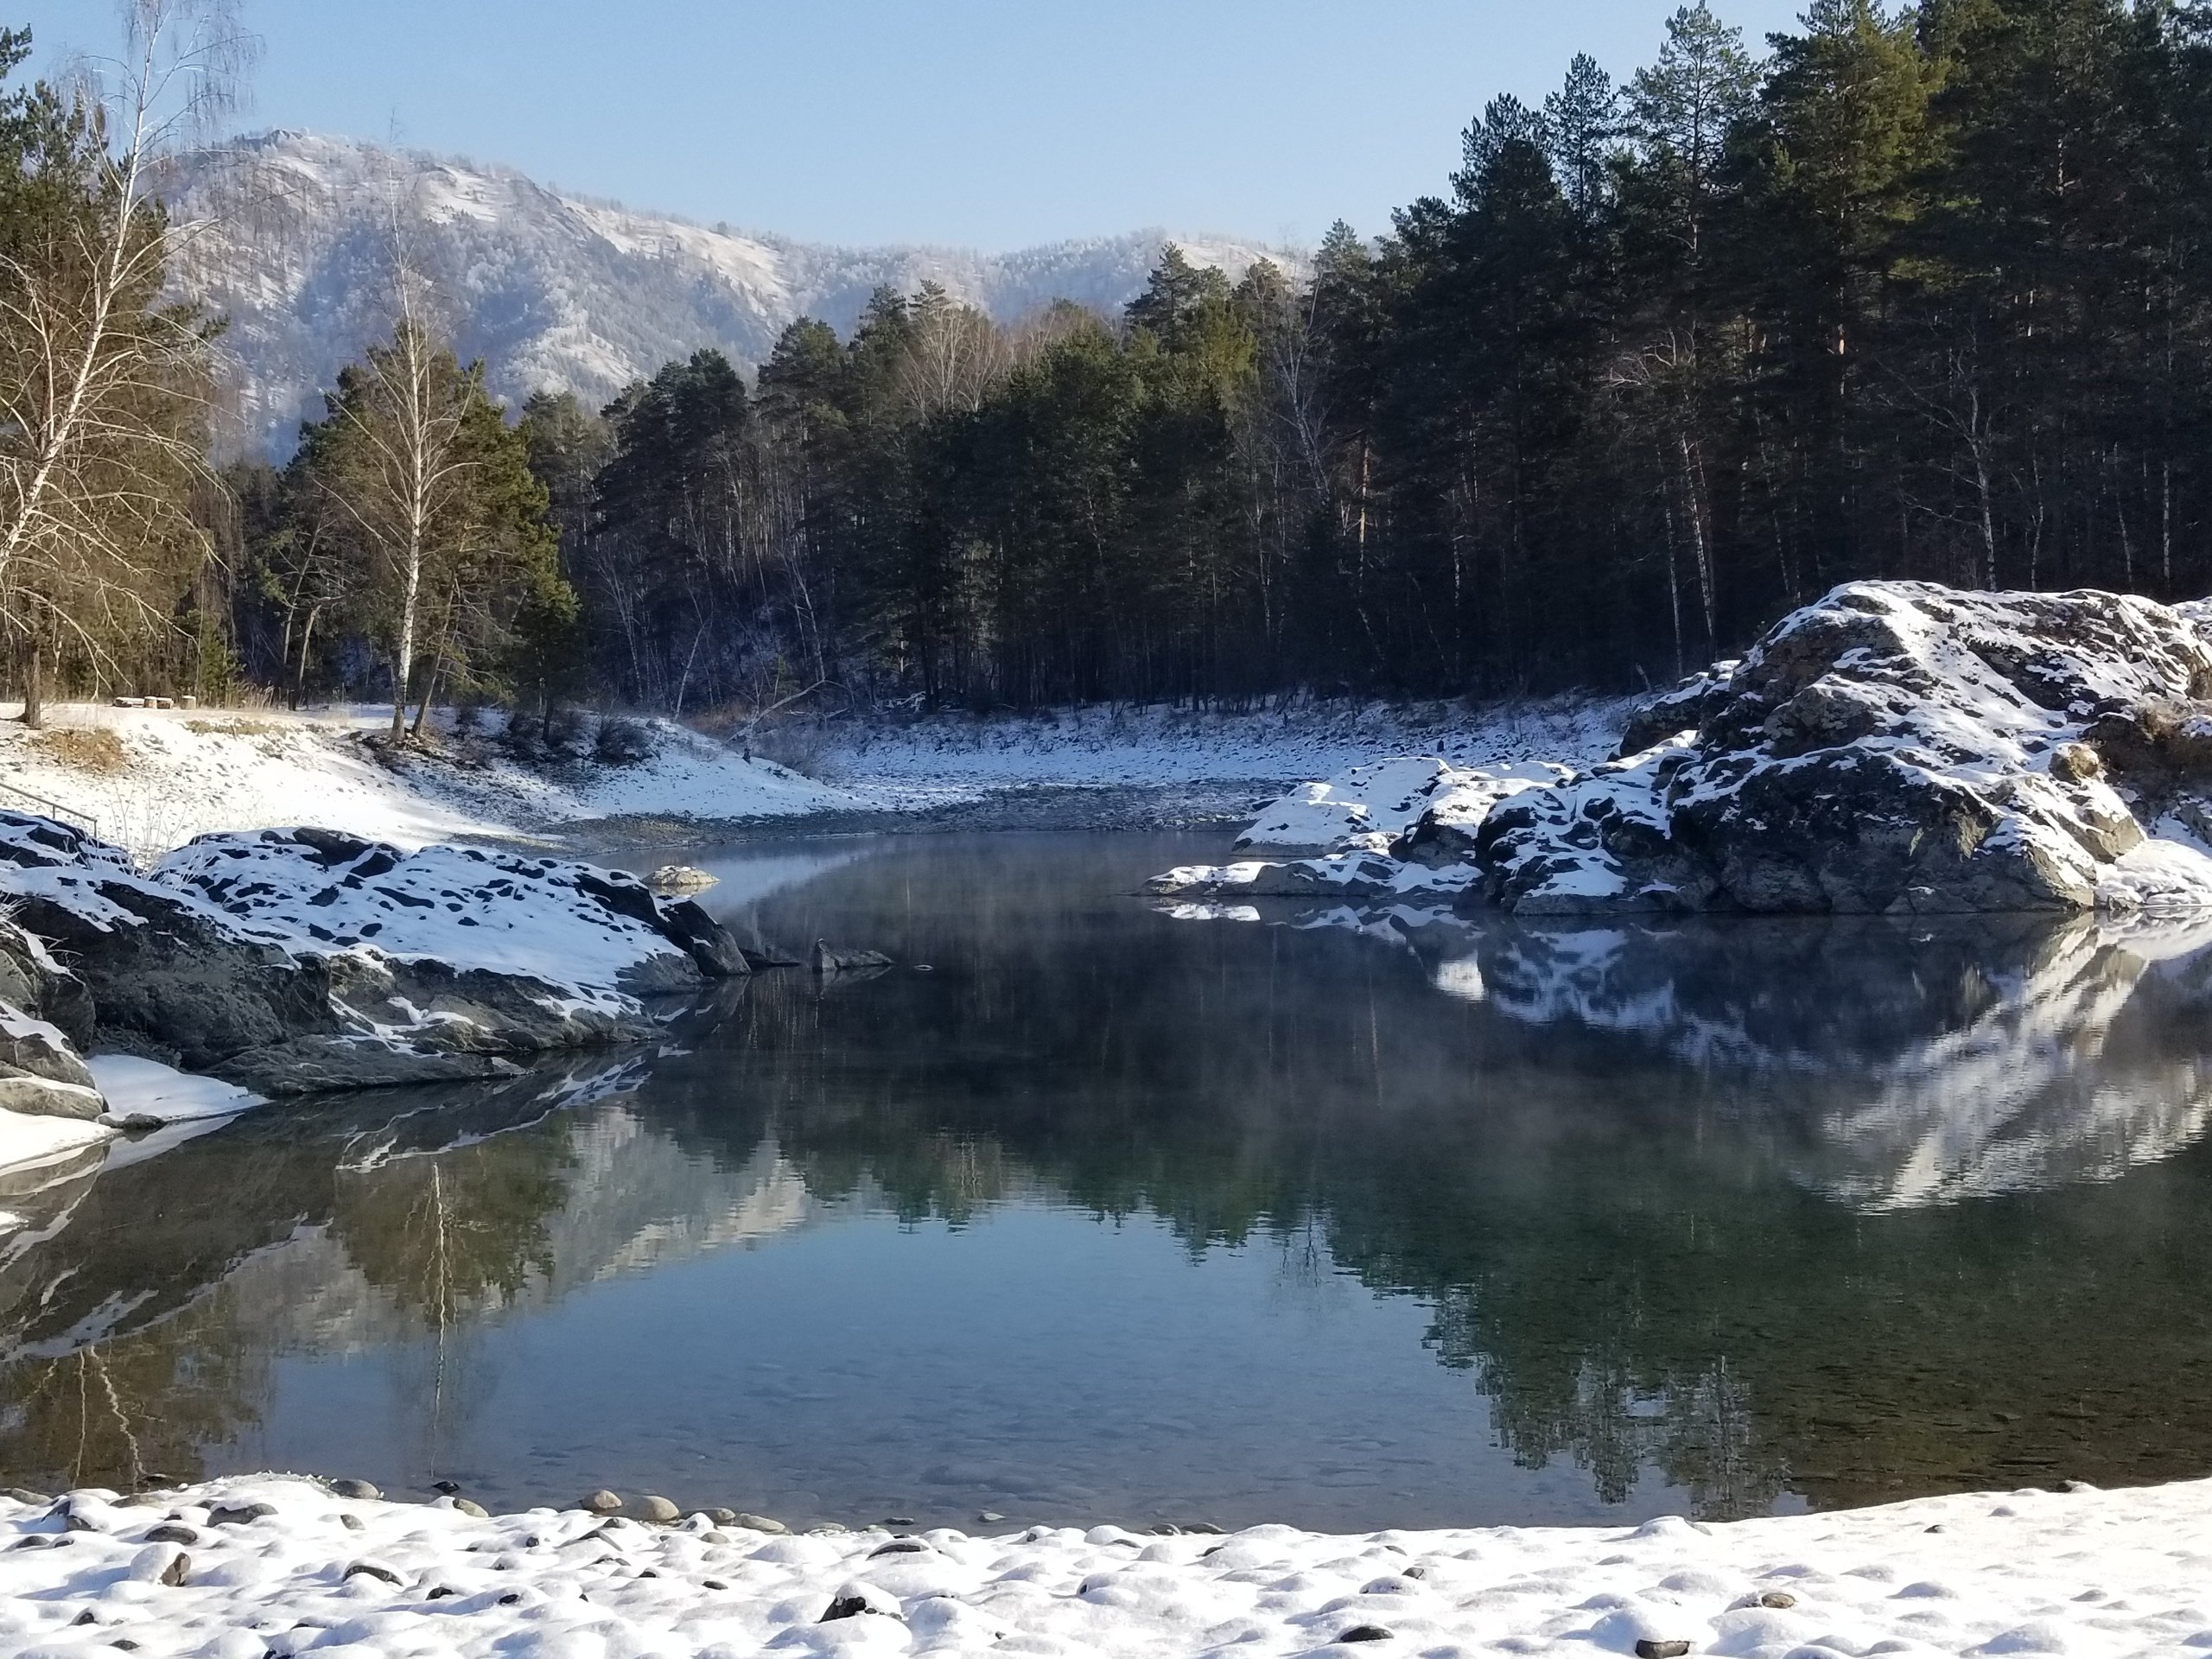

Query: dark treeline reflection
[6,835,2212,1520]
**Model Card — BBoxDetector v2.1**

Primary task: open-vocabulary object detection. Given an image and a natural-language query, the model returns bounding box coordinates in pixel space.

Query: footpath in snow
[2,1474,2208,1657]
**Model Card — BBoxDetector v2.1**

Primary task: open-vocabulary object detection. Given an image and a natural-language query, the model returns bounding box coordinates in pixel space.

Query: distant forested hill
[162,130,1297,456]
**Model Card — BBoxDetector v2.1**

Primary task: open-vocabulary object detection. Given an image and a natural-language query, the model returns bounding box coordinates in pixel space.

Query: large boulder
[0,849,339,1071]
[1474,584,2212,915]
[1160,582,2212,918]
[157,829,749,996]
[0,815,754,1095]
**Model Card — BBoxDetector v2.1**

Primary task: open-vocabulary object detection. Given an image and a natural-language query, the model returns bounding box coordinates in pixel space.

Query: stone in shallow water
[734,1511,786,1534]
[582,1489,622,1514]
[632,1495,680,1524]
[327,1478,379,1500]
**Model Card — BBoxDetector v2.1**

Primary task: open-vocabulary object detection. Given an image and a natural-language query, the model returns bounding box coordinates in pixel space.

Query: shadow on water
[5,830,2212,1529]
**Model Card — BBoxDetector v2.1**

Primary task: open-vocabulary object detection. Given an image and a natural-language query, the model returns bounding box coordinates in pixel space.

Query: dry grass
[185,718,284,738]
[31,728,129,773]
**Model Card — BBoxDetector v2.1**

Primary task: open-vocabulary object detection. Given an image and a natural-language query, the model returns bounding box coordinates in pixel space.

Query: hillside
[162,130,1300,455]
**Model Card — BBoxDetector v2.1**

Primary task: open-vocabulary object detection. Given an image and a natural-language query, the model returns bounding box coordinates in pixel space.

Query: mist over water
[6,831,2212,1530]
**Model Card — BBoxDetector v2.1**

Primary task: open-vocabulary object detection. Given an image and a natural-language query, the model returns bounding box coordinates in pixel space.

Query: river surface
[7,830,2212,1531]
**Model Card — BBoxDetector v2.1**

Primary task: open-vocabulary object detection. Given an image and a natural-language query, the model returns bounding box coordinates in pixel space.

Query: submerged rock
[810,939,893,974]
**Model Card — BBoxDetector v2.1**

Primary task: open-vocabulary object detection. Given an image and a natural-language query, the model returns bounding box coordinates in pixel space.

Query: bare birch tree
[0,0,254,721]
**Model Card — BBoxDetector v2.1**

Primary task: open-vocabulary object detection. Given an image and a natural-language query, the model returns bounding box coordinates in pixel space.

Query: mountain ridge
[164,130,1303,456]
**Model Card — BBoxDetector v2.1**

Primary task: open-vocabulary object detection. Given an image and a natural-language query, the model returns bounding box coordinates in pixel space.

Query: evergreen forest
[22,0,2212,725]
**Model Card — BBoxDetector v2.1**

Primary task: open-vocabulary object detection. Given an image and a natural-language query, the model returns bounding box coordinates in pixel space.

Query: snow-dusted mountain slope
[162,131,1301,455]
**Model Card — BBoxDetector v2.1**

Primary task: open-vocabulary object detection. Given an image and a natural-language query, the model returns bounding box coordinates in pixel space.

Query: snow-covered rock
[158,827,744,996]
[1182,583,2212,918]
[1480,582,2212,915]
[0,813,752,1101]
[1236,756,1571,853]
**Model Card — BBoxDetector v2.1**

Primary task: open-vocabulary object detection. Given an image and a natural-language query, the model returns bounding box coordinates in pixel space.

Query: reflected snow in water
[7,832,2212,1529]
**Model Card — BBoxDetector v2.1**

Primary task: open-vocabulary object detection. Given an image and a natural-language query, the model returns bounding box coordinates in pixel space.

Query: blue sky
[21,1,1809,251]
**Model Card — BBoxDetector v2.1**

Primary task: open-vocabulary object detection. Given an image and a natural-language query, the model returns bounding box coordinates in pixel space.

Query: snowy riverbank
[0,697,1630,857]
[3,1473,2209,1657]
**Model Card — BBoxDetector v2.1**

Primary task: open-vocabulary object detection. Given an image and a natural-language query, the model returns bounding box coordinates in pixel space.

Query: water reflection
[4,833,2212,1529]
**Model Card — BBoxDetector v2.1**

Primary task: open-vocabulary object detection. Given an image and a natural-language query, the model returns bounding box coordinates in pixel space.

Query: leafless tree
[0,0,256,721]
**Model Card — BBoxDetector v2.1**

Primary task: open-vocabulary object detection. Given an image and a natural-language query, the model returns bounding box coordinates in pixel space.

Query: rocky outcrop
[1188,584,2212,918]
[0,816,757,1096]
[1473,583,2212,915]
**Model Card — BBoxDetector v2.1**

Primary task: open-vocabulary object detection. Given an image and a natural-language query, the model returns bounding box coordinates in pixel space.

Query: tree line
[19,0,2212,729]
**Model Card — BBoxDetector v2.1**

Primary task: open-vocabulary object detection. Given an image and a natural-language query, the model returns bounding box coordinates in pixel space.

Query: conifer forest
[22,0,2212,722]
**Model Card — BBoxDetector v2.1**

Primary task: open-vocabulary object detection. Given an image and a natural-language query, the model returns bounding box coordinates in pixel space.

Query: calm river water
[5,830,2212,1531]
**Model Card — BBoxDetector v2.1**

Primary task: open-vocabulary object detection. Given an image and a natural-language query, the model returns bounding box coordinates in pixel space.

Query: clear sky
[20,0,1810,251]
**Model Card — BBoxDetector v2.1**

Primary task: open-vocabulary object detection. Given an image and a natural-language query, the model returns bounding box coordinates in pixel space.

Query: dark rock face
[0,918,93,1052]
[0,914,105,1120]
[3,873,340,1071]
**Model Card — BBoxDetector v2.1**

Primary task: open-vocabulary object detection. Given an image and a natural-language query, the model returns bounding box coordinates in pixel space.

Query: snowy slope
[162,131,1304,455]
[0,705,866,859]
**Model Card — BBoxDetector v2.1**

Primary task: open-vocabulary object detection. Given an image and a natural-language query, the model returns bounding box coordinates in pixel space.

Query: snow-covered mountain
[162,131,1300,456]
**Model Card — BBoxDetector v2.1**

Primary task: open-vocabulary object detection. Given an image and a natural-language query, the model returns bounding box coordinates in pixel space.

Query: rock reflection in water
[1440,911,2212,1209]
[4,834,2212,1529]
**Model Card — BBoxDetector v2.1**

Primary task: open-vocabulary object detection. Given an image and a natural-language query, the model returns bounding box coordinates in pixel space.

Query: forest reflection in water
[4,832,2212,1531]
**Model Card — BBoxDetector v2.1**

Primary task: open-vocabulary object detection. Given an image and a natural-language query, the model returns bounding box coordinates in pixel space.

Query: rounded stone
[453,1498,489,1518]
[734,1511,788,1534]
[328,1478,380,1501]
[582,1490,623,1514]
[632,1495,681,1524]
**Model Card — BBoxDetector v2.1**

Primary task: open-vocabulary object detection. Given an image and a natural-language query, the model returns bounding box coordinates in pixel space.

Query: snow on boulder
[1237,757,1562,851]
[157,828,746,1000]
[1476,582,2212,915]
[0,813,752,1096]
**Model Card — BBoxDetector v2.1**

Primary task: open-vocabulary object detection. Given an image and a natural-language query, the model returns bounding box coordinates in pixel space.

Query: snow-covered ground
[813,696,1630,799]
[3,1473,2208,1657]
[0,698,1630,858]
[0,705,857,859]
